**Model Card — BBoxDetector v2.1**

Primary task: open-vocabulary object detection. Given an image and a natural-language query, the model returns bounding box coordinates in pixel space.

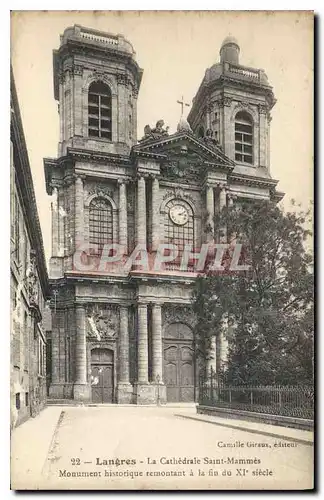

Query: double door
[90,348,114,403]
[163,341,195,402]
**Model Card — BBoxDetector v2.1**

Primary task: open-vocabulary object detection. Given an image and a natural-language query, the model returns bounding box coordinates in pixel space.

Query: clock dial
[169,205,189,226]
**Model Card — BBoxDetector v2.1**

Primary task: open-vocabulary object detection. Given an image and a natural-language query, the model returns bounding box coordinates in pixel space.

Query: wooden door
[164,343,194,402]
[90,348,114,403]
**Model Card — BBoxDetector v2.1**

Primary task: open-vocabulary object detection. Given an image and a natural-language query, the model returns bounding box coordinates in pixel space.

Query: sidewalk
[11,406,63,490]
[175,412,314,445]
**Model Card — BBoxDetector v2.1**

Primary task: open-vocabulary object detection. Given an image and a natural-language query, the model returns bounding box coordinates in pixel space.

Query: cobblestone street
[11,406,313,490]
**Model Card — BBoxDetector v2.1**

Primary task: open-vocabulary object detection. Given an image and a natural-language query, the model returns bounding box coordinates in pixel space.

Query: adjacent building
[44,26,283,405]
[10,69,50,427]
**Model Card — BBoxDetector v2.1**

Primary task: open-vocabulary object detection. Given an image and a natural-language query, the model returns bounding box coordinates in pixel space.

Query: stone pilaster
[48,308,64,398]
[73,304,90,401]
[75,175,85,250]
[151,304,163,381]
[219,186,227,243]
[136,175,147,247]
[51,187,59,256]
[73,65,83,136]
[151,176,160,251]
[206,184,215,243]
[58,186,65,257]
[118,180,128,253]
[137,303,148,383]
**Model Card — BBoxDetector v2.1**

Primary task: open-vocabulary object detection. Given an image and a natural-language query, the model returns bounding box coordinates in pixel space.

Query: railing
[199,369,314,419]
[80,31,119,46]
[228,64,260,81]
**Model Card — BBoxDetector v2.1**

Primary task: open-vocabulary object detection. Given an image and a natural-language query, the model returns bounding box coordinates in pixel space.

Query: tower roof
[220,35,240,50]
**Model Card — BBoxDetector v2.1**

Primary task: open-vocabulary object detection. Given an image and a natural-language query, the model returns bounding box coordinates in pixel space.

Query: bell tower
[53,24,143,157]
[188,36,276,172]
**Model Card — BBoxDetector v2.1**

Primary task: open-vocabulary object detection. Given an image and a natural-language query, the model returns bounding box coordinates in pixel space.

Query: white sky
[10,11,313,262]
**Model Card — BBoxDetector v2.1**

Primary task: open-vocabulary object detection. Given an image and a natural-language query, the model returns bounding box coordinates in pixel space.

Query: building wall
[10,72,49,428]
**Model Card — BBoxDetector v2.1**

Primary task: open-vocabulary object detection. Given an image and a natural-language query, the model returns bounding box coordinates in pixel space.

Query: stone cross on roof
[177,96,190,116]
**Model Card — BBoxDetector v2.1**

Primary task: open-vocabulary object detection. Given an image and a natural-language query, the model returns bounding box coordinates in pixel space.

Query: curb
[175,413,313,446]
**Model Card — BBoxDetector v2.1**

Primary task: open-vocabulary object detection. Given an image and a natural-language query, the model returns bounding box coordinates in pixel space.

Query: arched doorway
[163,323,195,403]
[90,348,114,403]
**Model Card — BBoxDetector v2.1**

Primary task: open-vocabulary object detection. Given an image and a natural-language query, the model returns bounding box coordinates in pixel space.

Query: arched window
[164,200,194,256]
[89,198,113,255]
[88,81,112,140]
[235,111,253,164]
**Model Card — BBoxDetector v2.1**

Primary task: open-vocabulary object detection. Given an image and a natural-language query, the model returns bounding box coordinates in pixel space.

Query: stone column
[74,304,90,401]
[51,187,59,256]
[117,305,133,403]
[136,175,147,247]
[151,176,160,251]
[219,186,227,243]
[135,303,155,404]
[206,335,217,374]
[206,184,215,243]
[119,306,130,383]
[151,304,163,381]
[137,303,148,383]
[75,175,85,250]
[118,180,128,253]
[219,331,229,370]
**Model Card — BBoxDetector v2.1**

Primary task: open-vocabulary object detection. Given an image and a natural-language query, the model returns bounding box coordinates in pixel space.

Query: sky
[10,11,313,263]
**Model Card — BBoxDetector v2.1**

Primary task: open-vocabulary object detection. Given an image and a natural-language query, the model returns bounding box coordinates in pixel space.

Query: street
[11,406,313,490]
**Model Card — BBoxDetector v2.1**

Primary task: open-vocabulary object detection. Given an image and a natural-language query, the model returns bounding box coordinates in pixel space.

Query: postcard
[10,10,314,490]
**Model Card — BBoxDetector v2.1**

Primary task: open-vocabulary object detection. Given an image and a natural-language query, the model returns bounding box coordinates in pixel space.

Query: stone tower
[188,36,276,172]
[44,30,283,404]
[53,24,142,157]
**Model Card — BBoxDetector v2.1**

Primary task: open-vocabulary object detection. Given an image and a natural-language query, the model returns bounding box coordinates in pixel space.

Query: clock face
[169,205,189,226]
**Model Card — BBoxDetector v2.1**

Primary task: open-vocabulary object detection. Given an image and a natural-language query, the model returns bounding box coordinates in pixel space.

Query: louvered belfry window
[89,198,113,255]
[88,81,112,140]
[235,111,253,164]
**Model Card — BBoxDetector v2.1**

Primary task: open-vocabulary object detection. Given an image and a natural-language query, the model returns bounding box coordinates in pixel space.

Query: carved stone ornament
[87,184,115,201]
[223,97,233,107]
[201,128,223,151]
[86,304,119,340]
[116,73,132,87]
[73,65,83,76]
[161,149,204,183]
[26,251,39,306]
[139,120,170,143]
[258,104,268,115]
[163,305,196,327]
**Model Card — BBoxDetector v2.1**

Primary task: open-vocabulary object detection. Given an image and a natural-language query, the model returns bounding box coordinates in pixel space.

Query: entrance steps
[46,399,197,408]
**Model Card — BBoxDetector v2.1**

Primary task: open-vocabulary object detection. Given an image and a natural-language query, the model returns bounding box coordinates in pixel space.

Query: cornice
[66,147,131,165]
[229,173,279,188]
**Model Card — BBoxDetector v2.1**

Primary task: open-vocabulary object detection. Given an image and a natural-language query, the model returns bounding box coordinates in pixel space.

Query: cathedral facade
[44,27,283,404]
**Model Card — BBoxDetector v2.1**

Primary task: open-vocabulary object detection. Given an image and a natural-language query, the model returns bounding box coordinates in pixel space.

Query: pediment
[133,131,235,175]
